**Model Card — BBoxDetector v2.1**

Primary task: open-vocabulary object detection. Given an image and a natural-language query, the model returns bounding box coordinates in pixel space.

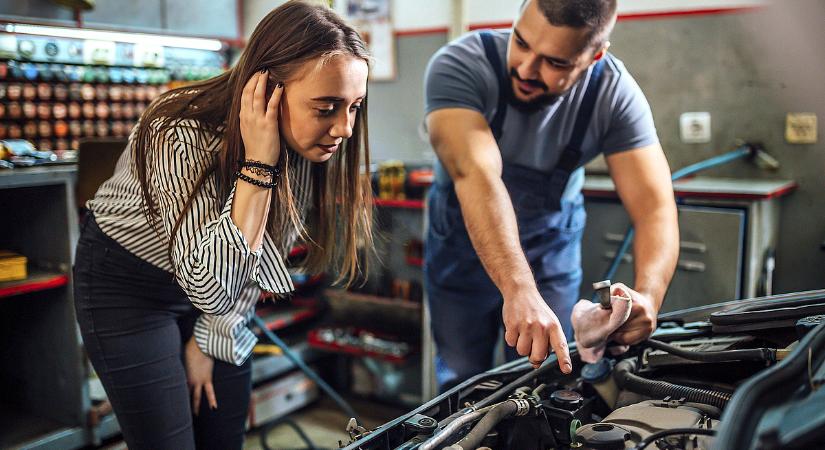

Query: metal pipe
[418,404,499,450]
[251,316,359,421]
[445,399,530,450]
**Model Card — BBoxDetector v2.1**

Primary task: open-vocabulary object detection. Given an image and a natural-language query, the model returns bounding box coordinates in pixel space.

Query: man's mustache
[510,68,547,91]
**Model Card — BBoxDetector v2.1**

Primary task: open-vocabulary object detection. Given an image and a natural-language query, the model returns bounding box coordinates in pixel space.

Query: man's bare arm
[605,143,679,343]
[427,108,572,372]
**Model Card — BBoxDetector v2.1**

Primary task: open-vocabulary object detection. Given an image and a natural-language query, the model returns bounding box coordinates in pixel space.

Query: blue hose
[594,144,754,298]
[670,145,752,182]
[251,315,360,422]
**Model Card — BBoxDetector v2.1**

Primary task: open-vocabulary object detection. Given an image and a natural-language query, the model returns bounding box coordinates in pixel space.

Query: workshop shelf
[374,198,425,209]
[324,289,421,311]
[0,167,86,449]
[0,270,68,299]
[0,404,82,450]
[405,256,424,267]
[307,327,414,364]
[253,299,321,333]
[323,289,422,337]
[251,339,325,385]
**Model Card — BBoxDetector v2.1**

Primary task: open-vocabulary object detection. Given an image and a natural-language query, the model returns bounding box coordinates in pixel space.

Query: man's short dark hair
[535,0,617,49]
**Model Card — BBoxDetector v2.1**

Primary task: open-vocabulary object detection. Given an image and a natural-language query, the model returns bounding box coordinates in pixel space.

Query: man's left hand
[608,283,658,345]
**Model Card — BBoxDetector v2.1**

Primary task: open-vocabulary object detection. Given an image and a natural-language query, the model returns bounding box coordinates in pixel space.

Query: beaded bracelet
[240,159,281,178]
[236,170,277,189]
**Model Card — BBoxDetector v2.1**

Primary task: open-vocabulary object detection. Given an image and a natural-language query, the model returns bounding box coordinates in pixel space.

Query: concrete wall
[363,4,824,293]
[244,0,823,293]
[245,0,769,35]
[607,2,825,293]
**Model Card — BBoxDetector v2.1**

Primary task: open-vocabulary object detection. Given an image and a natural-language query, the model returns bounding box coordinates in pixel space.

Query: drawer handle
[603,251,705,272]
[677,260,706,272]
[603,233,706,253]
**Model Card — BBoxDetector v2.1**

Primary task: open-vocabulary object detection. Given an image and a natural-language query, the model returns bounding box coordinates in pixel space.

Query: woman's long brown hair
[133,1,373,286]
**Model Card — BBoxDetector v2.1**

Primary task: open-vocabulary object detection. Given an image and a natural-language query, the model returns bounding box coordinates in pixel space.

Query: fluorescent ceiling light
[5,23,223,51]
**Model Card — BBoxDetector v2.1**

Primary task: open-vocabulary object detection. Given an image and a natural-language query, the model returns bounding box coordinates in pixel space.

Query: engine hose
[418,405,497,450]
[443,399,529,450]
[615,360,731,410]
[646,339,776,363]
[474,359,558,409]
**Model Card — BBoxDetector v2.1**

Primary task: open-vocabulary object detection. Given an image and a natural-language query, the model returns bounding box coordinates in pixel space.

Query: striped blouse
[88,119,312,365]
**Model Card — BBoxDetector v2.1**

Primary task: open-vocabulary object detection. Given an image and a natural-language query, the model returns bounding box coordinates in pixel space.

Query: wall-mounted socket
[680,112,712,144]
[785,113,817,144]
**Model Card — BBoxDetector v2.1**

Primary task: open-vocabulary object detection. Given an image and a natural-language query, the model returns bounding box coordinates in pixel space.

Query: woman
[73,2,373,449]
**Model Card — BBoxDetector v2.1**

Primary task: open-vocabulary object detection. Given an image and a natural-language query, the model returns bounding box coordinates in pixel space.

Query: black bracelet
[236,170,278,189]
[240,159,281,178]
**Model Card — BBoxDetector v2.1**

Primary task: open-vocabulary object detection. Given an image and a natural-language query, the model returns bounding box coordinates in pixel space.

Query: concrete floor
[244,397,406,450]
[94,396,405,450]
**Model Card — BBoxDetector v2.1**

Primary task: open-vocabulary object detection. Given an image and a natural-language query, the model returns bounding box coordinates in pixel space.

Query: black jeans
[73,214,251,450]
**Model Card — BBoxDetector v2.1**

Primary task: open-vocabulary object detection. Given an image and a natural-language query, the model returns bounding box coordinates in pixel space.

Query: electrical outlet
[785,113,817,144]
[680,112,712,144]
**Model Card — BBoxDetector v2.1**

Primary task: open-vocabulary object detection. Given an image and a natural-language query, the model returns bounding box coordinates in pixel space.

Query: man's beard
[506,68,561,112]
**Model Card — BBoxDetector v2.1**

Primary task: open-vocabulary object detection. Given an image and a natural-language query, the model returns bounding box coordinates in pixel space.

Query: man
[424,0,679,391]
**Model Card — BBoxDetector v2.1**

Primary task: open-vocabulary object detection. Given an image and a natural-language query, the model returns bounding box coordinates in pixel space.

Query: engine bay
[342,291,825,450]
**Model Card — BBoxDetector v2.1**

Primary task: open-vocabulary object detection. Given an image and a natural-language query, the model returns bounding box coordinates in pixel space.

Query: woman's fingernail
[276,82,283,88]
[565,362,573,372]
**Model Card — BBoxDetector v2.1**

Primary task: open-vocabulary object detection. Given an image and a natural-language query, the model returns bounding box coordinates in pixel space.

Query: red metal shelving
[0,271,68,299]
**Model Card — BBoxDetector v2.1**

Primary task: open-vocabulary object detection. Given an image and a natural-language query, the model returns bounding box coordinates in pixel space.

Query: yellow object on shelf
[0,251,28,282]
[378,160,406,200]
[253,344,283,356]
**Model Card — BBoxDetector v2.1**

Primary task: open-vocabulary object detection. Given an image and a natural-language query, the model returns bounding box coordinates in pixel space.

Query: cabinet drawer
[581,201,745,313]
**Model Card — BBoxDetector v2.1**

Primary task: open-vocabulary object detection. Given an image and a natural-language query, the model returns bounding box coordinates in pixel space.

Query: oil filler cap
[581,358,613,384]
[550,389,583,410]
[575,423,631,450]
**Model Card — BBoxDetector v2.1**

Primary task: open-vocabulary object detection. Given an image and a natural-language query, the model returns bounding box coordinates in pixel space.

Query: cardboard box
[0,250,27,282]
[246,370,318,429]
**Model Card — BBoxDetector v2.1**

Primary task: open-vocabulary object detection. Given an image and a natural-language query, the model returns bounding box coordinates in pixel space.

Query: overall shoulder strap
[547,59,606,208]
[479,31,509,140]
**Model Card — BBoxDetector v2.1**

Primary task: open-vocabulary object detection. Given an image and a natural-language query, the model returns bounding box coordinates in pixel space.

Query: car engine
[342,290,825,450]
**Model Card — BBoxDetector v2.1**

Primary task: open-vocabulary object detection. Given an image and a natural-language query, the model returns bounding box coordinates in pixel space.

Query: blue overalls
[425,31,605,391]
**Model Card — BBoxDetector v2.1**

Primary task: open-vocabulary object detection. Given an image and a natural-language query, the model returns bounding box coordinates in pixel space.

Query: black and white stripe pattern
[88,120,313,365]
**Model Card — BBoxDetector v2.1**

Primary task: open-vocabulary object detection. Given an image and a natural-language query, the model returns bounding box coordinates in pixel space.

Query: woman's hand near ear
[239,71,283,165]
[231,72,284,251]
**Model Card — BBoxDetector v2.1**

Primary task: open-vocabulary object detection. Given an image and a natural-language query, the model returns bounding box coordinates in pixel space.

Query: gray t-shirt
[424,30,659,197]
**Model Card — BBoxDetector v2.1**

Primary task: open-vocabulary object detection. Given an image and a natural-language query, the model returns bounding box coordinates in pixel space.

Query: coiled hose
[615,359,732,410]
